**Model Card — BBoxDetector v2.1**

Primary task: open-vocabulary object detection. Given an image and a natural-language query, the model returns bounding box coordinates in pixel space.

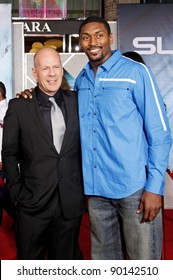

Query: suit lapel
[27,92,57,153]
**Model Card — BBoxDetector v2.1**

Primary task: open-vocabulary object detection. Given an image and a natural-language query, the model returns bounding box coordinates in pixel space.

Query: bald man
[2,48,85,260]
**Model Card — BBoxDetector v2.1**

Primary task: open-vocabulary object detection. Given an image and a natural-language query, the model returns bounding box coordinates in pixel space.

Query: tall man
[2,48,85,259]
[74,16,172,259]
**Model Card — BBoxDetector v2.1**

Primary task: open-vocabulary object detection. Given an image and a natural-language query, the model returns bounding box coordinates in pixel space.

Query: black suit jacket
[2,89,85,219]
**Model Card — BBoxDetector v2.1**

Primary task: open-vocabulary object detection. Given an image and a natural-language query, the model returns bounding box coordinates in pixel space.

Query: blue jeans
[88,188,163,260]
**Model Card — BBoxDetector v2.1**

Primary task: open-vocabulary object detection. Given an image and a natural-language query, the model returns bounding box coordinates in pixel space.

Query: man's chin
[87,54,102,62]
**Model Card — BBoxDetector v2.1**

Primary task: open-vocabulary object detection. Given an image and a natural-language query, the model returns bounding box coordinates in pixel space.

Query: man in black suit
[2,48,85,260]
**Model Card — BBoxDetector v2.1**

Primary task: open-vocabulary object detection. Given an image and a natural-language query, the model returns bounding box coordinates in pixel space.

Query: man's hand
[16,88,33,99]
[137,191,162,223]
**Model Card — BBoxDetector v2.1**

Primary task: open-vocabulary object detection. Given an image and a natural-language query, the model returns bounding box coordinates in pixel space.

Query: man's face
[79,22,113,65]
[32,48,63,96]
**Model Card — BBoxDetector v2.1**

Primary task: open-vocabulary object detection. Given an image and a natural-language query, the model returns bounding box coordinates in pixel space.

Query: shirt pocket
[99,85,136,118]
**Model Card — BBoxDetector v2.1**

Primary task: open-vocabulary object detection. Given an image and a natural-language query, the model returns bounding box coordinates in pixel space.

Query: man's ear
[32,67,38,81]
[110,33,113,45]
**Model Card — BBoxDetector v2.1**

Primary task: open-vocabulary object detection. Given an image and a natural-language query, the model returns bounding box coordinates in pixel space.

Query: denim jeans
[88,188,163,260]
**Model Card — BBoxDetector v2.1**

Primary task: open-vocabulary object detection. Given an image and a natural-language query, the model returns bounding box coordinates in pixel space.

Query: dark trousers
[16,207,83,260]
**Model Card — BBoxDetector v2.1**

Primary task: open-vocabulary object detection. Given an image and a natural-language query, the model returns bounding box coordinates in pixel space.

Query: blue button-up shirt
[75,50,172,198]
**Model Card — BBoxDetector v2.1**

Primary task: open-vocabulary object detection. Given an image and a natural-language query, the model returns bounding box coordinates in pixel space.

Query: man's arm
[2,100,21,204]
[134,64,172,194]
[134,65,172,222]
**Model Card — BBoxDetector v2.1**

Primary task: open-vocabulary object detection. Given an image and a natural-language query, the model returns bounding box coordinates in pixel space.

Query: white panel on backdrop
[0,4,12,101]
[12,22,25,97]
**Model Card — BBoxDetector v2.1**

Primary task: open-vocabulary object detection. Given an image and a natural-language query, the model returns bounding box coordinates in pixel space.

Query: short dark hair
[79,16,111,36]
[0,81,6,99]
[122,51,145,65]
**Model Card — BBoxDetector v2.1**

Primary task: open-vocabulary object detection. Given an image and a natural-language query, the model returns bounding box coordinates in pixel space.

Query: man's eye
[82,36,89,40]
[97,34,103,38]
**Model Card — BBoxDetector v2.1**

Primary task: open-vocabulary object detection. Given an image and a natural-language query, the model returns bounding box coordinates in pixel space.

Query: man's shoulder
[62,89,77,97]
[8,94,36,110]
[62,89,78,108]
[9,97,29,104]
[74,68,86,90]
[76,68,86,79]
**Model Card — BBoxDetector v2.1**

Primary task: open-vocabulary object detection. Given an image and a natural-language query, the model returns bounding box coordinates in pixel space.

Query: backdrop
[117,3,173,173]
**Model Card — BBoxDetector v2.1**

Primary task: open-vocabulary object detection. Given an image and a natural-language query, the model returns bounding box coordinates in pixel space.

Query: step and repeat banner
[0,4,12,101]
[117,4,173,206]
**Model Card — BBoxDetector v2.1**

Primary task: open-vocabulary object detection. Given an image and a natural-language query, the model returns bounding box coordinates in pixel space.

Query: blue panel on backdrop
[117,3,173,170]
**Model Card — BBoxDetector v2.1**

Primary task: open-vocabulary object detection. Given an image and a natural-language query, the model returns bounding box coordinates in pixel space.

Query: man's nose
[48,68,55,75]
[89,36,97,45]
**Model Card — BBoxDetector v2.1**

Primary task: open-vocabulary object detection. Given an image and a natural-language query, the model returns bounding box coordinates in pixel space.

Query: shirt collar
[84,50,122,73]
[36,86,63,107]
